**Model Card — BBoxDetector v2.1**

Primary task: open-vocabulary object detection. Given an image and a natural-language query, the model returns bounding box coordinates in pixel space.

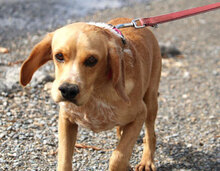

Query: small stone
[3,101,8,106]
[44,82,53,91]
[42,74,54,83]
[6,112,12,116]
[0,132,6,139]
[186,144,192,148]
[182,94,188,99]
[13,161,23,167]
[183,71,190,79]
[0,47,9,53]
[0,158,4,163]
[199,142,204,146]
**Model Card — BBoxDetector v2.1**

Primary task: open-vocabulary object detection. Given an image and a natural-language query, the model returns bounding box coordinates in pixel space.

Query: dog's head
[20,23,129,105]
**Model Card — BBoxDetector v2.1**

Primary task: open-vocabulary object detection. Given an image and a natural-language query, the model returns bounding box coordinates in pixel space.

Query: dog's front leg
[58,109,78,171]
[109,107,146,171]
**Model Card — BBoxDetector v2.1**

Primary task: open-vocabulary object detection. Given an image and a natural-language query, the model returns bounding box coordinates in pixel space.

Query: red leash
[116,2,220,29]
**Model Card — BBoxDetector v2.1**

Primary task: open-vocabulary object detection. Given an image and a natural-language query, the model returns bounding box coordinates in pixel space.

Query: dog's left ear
[108,44,130,103]
[20,33,53,86]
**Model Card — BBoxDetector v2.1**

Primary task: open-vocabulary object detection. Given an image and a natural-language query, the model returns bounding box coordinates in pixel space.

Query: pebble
[0,82,8,92]
[0,158,4,163]
[0,132,7,139]
[44,82,53,91]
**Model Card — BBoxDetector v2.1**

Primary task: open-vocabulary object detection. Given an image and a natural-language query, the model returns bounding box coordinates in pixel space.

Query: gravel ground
[0,0,219,170]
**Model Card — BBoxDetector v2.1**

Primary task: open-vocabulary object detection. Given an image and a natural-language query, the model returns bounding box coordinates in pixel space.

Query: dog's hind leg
[135,91,158,171]
[136,58,161,171]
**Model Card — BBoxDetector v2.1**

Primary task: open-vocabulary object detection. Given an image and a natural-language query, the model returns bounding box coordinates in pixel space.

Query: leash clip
[132,18,146,28]
[115,18,146,29]
[132,18,159,28]
[115,23,134,29]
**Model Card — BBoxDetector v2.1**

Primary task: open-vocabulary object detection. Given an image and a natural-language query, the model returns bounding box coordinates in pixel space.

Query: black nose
[59,83,80,100]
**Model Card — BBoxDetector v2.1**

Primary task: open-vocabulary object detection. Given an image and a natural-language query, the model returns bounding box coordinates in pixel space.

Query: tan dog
[20,18,161,171]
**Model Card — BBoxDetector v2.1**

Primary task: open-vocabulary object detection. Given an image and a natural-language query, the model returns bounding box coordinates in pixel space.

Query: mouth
[69,99,81,106]
[58,98,82,106]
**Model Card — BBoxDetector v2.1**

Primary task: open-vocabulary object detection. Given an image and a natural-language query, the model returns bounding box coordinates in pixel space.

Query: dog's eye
[55,53,64,62]
[84,56,98,67]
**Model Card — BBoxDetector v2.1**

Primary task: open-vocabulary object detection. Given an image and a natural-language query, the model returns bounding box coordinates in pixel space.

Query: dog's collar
[109,24,126,45]
[87,22,126,45]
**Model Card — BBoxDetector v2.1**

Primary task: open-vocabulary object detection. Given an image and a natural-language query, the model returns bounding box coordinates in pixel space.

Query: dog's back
[108,18,161,102]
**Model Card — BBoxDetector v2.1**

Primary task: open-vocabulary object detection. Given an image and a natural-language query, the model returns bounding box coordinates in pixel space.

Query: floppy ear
[109,45,130,103]
[20,33,53,86]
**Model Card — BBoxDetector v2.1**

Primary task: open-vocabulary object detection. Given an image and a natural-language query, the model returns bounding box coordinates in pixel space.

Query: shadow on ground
[156,142,219,170]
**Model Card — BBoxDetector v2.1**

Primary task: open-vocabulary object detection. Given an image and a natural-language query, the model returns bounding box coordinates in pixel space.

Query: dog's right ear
[20,33,53,86]
[108,42,130,103]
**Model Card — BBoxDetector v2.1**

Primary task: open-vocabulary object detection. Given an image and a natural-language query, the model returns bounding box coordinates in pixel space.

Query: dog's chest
[60,100,117,132]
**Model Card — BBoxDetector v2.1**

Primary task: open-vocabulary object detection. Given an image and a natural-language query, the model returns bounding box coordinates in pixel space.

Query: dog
[20,18,162,171]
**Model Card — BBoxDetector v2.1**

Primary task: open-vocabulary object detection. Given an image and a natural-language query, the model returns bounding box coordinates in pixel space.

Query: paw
[135,161,156,171]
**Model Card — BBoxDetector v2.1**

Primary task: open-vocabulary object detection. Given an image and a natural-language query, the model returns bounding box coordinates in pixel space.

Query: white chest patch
[60,98,117,132]
[125,79,134,94]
